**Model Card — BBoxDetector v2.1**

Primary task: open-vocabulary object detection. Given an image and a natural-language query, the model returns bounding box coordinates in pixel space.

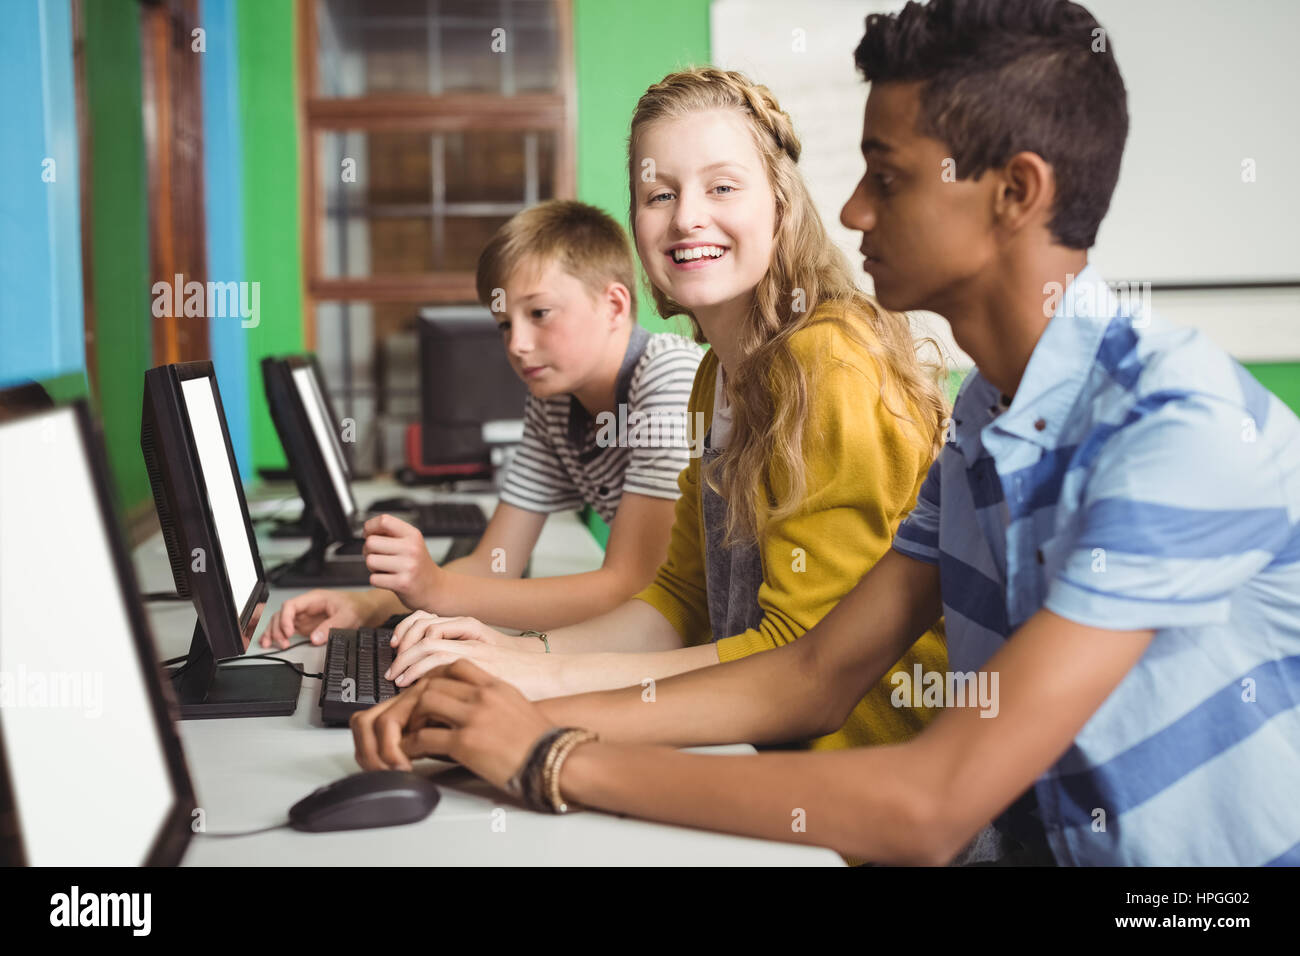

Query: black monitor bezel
[144,361,268,654]
[305,353,353,482]
[0,399,196,866]
[260,354,355,544]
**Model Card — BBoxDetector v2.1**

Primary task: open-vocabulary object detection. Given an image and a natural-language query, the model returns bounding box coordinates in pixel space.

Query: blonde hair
[627,66,948,545]
[476,199,637,322]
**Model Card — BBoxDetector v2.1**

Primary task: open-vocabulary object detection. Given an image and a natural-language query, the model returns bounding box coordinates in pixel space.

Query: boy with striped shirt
[262,201,701,646]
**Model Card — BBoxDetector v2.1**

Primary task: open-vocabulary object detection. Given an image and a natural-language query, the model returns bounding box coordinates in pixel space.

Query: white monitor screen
[292,366,355,520]
[0,408,177,865]
[180,376,259,620]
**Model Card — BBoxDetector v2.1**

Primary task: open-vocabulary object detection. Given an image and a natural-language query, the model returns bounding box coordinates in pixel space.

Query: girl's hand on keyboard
[385,612,558,698]
[389,610,529,652]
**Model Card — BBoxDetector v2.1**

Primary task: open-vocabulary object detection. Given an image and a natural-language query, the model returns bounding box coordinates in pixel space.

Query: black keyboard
[412,502,487,537]
[366,501,487,538]
[320,627,398,726]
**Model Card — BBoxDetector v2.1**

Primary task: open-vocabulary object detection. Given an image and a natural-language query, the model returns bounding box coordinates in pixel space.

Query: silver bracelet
[520,629,550,653]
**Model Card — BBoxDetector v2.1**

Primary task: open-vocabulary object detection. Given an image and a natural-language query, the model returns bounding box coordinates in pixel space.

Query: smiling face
[632,109,777,324]
[840,82,998,316]
[493,257,621,399]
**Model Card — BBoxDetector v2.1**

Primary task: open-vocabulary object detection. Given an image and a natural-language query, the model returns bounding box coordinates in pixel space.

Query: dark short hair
[854,0,1128,249]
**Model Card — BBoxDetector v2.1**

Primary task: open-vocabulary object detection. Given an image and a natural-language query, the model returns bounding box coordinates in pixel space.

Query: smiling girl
[378,67,949,751]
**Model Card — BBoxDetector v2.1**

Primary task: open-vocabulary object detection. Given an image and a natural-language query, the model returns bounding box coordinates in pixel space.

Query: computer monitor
[418,306,527,471]
[263,355,353,535]
[260,355,370,586]
[0,399,195,865]
[141,361,301,718]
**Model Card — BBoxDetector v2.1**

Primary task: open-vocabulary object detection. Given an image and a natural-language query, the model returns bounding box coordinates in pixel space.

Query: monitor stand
[265,519,370,587]
[171,623,301,719]
[266,508,313,539]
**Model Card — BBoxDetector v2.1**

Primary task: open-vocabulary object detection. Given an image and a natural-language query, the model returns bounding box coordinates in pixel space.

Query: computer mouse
[288,770,440,832]
[368,496,419,512]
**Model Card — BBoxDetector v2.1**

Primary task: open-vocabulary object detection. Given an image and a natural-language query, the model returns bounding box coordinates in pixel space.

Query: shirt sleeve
[1044,389,1293,630]
[892,454,944,564]
[620,341,704,501]
[498,396,584,515]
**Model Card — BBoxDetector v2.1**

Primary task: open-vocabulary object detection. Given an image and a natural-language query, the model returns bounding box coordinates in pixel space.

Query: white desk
[134,480,844,867]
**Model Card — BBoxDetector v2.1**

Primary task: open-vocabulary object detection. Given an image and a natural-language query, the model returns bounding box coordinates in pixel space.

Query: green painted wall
[572,0,711,545]
[82,0,153,513]
[574,0,711,332]
[237,0,304,472]
[41,370,89,404]
[1246,362,1300,417]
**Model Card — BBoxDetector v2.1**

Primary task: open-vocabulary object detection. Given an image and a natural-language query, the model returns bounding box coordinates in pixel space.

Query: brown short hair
[476,200,637,322]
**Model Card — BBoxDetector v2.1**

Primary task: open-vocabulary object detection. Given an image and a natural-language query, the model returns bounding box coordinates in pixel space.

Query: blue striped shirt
[892,266,1300,866]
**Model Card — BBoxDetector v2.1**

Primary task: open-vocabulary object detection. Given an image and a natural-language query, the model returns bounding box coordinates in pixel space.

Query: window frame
[296,0,577,346]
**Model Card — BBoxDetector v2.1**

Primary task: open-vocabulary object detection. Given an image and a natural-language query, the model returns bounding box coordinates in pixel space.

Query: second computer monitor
[141,362,299,718]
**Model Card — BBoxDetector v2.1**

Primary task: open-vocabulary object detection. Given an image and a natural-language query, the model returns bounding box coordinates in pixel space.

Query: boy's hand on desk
[352,659,552,791]
[259,589,372,648]
[386,612,556,698]
[363,513,444,611]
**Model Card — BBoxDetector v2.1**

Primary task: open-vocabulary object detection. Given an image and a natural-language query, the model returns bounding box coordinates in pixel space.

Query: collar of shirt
[950,265,1119,465]
[566,323,651,450]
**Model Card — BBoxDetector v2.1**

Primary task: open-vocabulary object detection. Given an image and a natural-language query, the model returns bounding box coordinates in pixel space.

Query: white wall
[710,0,1300,366]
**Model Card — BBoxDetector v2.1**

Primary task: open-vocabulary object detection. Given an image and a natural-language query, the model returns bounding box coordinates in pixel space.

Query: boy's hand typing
[259,589,379,648]
[363,513,444,611]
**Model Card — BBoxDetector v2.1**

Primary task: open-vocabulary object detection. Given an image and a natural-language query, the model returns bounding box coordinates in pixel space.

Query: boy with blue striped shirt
[892,267,1300,864]
[349,0,1300,866]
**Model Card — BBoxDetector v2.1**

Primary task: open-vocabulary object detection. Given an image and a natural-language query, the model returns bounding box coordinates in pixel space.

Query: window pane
[318,129,555,278]
[444,129,554,204]
[313,300,434,473]
[315,0,559,97]
[512,17,558,92]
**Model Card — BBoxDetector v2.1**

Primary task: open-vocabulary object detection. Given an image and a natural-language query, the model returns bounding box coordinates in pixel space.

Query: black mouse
[368,496,420,512]
[288,770,440,832]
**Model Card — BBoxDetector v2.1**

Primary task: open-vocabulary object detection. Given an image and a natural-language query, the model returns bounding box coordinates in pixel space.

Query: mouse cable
[220,658,323,680]
[218,657,323,680]
[193,821,291,839]
[224,640,323,678]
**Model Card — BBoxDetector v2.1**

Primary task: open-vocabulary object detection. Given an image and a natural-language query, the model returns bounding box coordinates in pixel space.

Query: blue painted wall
[0,0,85,387]
[200,0,252,479]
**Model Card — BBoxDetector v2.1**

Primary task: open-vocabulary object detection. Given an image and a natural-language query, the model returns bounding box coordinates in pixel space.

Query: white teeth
[672,245,727,263]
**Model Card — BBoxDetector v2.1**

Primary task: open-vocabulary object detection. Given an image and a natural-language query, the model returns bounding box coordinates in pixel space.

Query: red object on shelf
[396,423,492,485]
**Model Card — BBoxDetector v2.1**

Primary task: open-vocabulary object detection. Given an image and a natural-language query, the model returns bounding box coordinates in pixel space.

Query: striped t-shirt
[499,325,703,523]
[893,266,1300,866]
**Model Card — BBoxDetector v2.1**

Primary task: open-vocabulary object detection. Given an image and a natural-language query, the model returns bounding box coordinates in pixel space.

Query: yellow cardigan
[635,310,948,750]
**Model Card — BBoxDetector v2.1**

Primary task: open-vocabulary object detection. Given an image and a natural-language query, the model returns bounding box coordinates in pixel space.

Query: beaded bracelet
[505,726,567,810]
[503,726,598,814]
[543,729,598,814]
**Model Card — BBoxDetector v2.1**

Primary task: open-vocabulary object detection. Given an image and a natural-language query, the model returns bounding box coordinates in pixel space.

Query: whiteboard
[712,0,1300,291]
[710,0,969,365]
[1086,0,1300,284]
